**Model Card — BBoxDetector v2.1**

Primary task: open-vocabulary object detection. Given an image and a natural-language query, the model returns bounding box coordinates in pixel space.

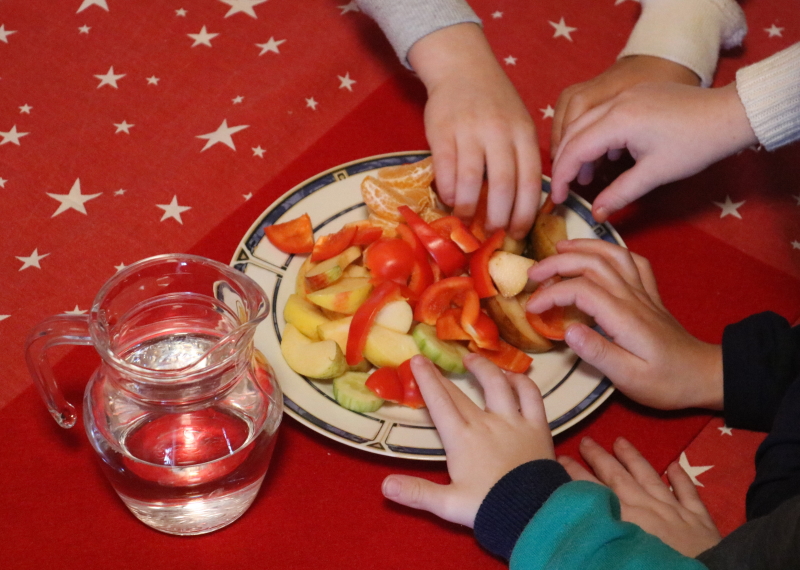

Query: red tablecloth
[1,1,799,568]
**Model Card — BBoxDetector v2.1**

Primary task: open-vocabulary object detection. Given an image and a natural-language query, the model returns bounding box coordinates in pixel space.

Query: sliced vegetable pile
[270,161,590,414]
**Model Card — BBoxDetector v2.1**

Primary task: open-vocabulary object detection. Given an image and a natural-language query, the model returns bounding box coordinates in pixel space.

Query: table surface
[1,1,799,568]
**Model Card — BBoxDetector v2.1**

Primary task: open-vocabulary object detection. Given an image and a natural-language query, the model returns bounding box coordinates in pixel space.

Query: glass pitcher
[25,253,283,535]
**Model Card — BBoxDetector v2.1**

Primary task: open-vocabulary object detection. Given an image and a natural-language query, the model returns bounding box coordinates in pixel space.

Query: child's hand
[551,55,700,157]
[551,82,757,222]
[381,353,554,528]
[559,437,721,557]
[409,23,542,239]
[526,239,724,411]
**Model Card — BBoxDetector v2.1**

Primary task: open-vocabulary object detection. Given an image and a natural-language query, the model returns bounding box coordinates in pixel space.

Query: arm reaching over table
[551,43,800,222]
[355,1,542,239]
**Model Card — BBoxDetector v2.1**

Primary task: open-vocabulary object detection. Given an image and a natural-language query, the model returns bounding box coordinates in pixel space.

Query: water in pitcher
[86,331,280,535]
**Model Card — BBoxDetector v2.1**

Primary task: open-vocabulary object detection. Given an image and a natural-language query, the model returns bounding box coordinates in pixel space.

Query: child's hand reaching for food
[381,353,554,528]
[408,23,542,240]
[526,239,724,411]
[559,437,721,558]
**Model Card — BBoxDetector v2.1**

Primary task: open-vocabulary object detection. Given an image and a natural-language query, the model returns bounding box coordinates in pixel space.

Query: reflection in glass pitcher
[25,254,283,535]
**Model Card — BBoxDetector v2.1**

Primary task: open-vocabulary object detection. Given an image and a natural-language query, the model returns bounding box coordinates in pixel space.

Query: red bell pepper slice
[365,367,404,403]
[539,194,556,215]
[414,276,474,325]
[430,216,481,254]
[524,276,572,341]
[398,206,467,277]
[364,238,415,283]
[468,339,533,373]
[469,229,506,298]
[310,225,357,262]
[264,213,314,254]
[459,289,500,350]
[435,308,471,341]
[349,222,384,246]
[397,359,426,409]
[396,223,434,295]
[346,281,402,366]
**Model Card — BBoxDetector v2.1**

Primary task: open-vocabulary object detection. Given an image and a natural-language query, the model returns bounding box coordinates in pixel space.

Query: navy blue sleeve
[473,459,571,560]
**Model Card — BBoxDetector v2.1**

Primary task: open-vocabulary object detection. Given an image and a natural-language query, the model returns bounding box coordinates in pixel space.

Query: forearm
[736,43,800,151]
[619,0,746,87]
[355,0,481,68]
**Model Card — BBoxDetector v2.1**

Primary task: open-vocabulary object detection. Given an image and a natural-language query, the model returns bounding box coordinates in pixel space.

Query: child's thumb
[382,475,467,525]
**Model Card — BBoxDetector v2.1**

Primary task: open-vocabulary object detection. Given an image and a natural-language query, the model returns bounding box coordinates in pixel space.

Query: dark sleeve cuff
[473,459,571,560]
[722,311,799,432]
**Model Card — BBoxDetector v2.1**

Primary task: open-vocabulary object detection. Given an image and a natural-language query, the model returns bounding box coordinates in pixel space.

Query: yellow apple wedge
[307,277,373,314]
[488,251,537,298]
[363,324,421,368]
[304,246,362,291]
[283,293,329,340]
[373,299,413,333]
[280,323,347,379]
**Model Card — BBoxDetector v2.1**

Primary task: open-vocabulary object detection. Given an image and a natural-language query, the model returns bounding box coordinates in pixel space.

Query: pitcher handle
[25,314,94,429]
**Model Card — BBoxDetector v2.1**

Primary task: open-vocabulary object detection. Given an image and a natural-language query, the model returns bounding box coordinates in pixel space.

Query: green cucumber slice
[412,323,469,374]
[333,372,384,413]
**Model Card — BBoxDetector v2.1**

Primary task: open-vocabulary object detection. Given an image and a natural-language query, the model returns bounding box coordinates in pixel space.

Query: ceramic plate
[231,152,622,460]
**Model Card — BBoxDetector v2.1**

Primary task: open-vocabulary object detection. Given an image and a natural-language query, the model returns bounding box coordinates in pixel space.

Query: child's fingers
[589,159,661,222]
[557,455,602,484]
[409,356,468,436]
[429,134,458,207]
[382,475,472,527]
[463,354,519,416]
[629,253,663,305]
[452,136,485,221]
[552,239,648,293]
[505,372,545,424]
[612,438,679,506]
[484,138,516,232]
[550,85,576,157]
[507,134,541,240]
[563,322,641,386]
[666,462,713,520]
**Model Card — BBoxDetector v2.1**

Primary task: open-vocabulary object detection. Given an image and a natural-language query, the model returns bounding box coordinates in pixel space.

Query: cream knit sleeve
[355,0,481,68]
[736,43,800,151]
[618,0,747,87]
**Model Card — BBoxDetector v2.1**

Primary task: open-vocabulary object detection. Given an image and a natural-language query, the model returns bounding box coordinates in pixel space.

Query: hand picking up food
[265,158,592,414]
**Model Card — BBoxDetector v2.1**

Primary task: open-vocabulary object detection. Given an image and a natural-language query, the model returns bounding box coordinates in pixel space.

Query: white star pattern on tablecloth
[115,263,126,272]
[256,37,285,55]
[77,0,108,13]
[549,17,577,41]
[0,26,14,44]
[175,8,187,17]
[114,120,134,134]
[714,195,746,219]
[243,192,253,200]
[338,2,359,15]
[47,179,102,217]
[0,125,29,146]
[540,105,555,119]
[114,189,126,195]
[338,72,356,91]
[718,425,733,436]
[233,95,244,104]
[147,76,159,85]
[492,11,503,19]
[252,146,265,157]
[792,240,800,250]
[0,315,8,322]
[79,25,90,34]
[765,24,784,37]
[678,452,713,487]
[157,196,191,224]
[65,306,87,315]
[220,0,267,18]
[504,55,517,65]
[306,97,318,110]
[16,248,50,271]
[95,67,125,88]
[196,119,249,151]
[793,193,800,206]
[188,26,219,47]
[0,177,7,188]
[19,104,32,114]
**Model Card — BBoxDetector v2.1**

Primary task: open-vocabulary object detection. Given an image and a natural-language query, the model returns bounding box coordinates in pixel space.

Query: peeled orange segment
[376,156,434,189]
[361,176,437,223]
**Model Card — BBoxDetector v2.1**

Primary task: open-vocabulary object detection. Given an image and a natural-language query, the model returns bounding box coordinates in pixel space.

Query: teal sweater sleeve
[510,481,708,570]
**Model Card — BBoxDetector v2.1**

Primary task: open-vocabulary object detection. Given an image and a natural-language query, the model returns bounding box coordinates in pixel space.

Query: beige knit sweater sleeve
[618,0,747,87]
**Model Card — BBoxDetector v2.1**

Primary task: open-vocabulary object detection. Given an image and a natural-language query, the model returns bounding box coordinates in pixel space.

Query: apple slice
[305,245,362,291]
[488,251,536,298]
[483,294,553,353]
[280,323,347,379]
[283,294,329,340]
[307,277,373,315]
[318,317,352,352]
[295,257,317,298]
[530,209,567,261]
[363,324,421,368]
[373,299,413,334]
